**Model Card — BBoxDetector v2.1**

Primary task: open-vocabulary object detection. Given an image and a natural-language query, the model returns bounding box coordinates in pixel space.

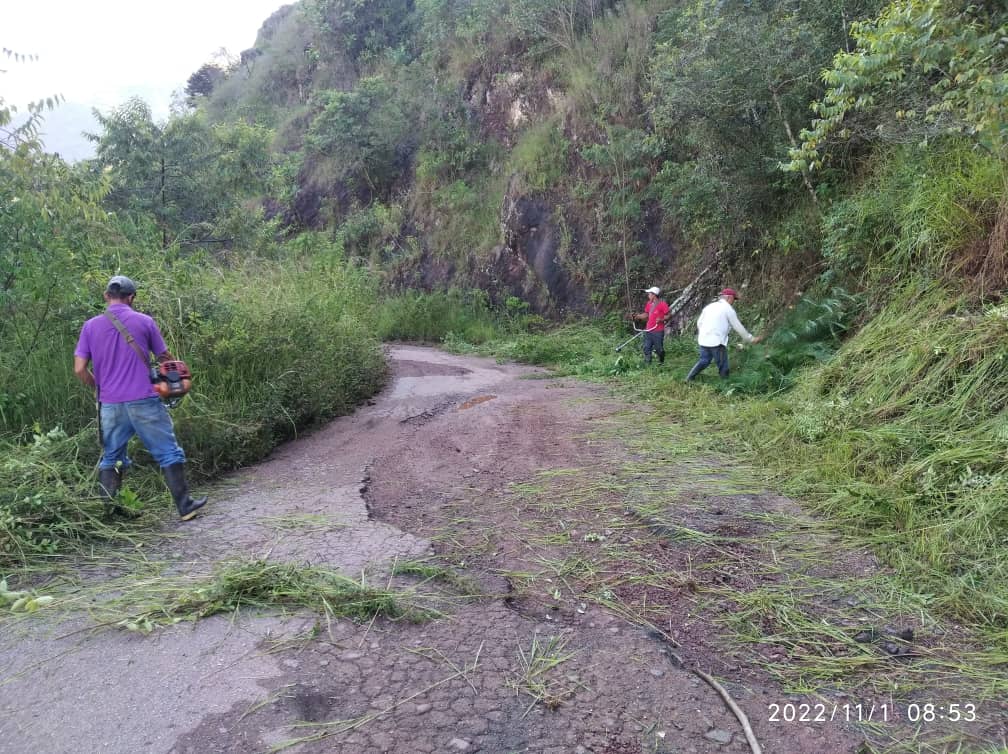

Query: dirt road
[1,346,1003,753]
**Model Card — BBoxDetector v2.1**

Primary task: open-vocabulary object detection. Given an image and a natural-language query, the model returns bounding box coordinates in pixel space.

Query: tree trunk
[665,255,722,335]
[769,83,819,209]
[160,149,169,249]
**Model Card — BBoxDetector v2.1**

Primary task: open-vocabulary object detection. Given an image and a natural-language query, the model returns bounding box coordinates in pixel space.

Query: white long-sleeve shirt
[696,298,755,347]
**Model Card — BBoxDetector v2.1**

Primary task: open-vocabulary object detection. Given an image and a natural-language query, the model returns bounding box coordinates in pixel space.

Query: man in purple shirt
[74,275,207,520]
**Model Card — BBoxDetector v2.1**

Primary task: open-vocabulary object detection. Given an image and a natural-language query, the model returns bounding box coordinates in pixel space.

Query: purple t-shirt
[75,303,168,403]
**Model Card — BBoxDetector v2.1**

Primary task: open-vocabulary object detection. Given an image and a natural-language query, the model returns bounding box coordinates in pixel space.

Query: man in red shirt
[634,286,670,365]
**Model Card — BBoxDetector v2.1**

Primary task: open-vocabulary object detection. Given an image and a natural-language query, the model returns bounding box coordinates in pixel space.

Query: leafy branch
[785,0,1008,172]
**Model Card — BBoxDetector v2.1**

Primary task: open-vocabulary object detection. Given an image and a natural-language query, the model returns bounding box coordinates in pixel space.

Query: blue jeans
[686,345,729,380]
[99,397,186,470]
[643,330,665,364]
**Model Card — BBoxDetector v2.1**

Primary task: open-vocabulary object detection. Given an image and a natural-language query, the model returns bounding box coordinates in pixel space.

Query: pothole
[458,395,497,410]
[399,399,457,426]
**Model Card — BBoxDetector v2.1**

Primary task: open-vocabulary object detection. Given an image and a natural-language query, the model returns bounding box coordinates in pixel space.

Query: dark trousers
[643,330,665,364]
[686,345,728,380]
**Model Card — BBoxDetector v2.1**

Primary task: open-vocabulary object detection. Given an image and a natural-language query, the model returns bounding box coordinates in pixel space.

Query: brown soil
[0,345,1005,754]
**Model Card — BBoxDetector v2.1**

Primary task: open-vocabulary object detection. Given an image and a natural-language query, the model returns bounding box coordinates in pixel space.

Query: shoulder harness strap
[103,311,151,368]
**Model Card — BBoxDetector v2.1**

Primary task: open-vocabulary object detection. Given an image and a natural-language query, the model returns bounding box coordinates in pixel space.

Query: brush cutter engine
[152,360,192,407]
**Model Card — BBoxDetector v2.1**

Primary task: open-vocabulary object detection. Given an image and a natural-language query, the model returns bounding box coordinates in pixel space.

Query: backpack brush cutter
[151,360,193,408]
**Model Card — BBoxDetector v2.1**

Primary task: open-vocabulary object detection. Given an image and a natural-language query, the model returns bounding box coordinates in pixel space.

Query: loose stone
[704,729,733,744]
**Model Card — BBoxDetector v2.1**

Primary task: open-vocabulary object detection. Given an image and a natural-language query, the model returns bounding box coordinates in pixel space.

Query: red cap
[720,288,739,299]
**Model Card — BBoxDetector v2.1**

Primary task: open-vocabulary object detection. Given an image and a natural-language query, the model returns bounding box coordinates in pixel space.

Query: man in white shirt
[685,287,762,381]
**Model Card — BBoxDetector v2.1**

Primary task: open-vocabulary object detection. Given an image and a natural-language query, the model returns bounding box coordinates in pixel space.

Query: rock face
[496,177,577,315]
[258,28,690,315]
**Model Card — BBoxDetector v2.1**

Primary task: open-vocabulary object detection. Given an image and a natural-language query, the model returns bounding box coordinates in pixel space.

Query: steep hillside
[186,0,899,318]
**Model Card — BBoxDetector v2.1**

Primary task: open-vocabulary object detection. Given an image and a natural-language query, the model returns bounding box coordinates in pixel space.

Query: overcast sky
[4,0,290,157]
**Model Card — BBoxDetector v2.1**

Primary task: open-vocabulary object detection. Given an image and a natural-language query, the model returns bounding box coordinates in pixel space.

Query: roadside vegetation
[0,112,387,566]
[362,91,1008,734]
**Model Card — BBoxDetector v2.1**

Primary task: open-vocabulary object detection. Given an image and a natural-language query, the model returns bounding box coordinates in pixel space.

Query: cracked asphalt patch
[1,345,1005,753]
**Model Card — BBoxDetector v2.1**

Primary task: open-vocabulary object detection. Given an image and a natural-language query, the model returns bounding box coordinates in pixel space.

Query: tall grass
[463,288,858,391]
[153,252,387,473]
[422,172,504,265]
[375,289,500,344]
[741,283,1008,626]
[561,0,667,129]
[0,244,387,568]
[407,142,504,272]
[822,141,1005,292]
[508,120,570,193]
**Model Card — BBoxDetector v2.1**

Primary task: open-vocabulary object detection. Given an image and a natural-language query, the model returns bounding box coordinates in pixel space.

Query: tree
[1,48,64,150]
[185,63,225,101]
[1,48,107,421]
[786,0,1008,173]
[88,98,274,248]
[647,0,882,236]
[0,134,115,430]
[413,0,502,50]
[306,0,418,68]
[305,76,413,199]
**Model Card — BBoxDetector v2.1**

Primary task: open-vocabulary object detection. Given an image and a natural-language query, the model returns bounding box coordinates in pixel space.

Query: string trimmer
[615,329,645,353]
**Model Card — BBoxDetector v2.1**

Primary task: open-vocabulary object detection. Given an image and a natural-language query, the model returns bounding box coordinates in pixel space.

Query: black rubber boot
[99,467,140,519]
[98,467,121,500]
[163,463,208,521]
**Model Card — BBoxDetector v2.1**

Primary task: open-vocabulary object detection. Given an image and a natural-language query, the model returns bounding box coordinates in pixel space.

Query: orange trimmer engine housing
[153,360,193,400]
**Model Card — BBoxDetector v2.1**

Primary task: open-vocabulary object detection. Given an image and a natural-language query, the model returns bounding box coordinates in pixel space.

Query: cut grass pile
[508,633,581,716]
[114,559,437,633]
[0,428,171,570]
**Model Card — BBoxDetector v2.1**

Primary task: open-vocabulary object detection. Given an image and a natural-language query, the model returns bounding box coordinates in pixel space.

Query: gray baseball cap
[105,275,137,295]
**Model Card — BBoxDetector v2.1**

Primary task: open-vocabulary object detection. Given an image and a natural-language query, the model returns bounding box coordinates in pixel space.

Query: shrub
[509,120,569,193]
[376,289,498,344]
[720,288,862,394]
